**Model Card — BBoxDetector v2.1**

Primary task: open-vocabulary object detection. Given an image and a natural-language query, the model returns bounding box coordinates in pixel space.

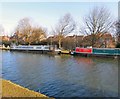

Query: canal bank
[1,45,120,58]
[2,79,52,98]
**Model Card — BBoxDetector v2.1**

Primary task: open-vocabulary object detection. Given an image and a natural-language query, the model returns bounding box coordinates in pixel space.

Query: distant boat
[10,45,51,51]
[10,45,61,54]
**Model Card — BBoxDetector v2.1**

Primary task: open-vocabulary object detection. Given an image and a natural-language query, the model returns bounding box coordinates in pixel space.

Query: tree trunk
[59,38,62,49]
[91,35,95,48]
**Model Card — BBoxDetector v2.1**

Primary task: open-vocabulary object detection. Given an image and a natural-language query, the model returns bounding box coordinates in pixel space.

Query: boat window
[16,46,33,48]
[36,47,42,49]
[44,47,49,49]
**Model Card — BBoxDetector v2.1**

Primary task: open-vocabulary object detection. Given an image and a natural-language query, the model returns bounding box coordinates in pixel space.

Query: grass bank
[2,79,53,98]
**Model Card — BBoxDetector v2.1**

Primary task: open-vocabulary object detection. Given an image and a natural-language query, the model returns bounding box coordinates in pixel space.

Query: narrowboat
[10,45,50,51]
[10,45,61,54]
[71,47,120,57]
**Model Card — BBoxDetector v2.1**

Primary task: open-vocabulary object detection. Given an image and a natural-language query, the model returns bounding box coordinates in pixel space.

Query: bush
[116,42,120,48]
[2,40,11,47]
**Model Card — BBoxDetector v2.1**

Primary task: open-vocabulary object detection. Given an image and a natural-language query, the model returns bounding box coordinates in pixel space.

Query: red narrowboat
[75,47,92,54]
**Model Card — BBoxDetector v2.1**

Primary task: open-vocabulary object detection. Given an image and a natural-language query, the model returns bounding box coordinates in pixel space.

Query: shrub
[116,42,120,48]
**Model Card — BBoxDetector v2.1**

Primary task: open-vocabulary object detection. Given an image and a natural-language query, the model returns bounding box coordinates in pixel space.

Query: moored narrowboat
[10,45,61,54]
[71,47,120,57]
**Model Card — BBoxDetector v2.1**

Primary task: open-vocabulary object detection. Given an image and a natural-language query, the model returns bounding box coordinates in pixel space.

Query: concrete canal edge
[1,79,54,98]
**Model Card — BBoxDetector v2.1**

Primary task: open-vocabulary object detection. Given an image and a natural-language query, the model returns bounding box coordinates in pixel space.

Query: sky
[0,1,119,36]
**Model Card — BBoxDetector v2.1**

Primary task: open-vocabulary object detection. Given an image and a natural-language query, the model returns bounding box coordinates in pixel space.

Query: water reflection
[2,51,118,97]
[74,57,93,65]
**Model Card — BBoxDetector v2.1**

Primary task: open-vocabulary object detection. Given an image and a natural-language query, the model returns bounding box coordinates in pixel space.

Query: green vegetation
[116,43,120,48]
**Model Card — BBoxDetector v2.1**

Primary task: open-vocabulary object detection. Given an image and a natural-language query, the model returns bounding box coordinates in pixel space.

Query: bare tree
[81,7,113,47]
[114,19,120,47]
[30,27,47,44]
[15,17,32,45]
[115,20,120,43]
[53,13,76,49]
[13,18,47,45]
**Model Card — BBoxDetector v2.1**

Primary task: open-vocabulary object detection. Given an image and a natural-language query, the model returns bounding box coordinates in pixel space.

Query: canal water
[2,50,118,97]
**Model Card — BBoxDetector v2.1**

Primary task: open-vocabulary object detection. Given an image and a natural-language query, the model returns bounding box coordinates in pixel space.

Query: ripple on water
[2,51,118,97]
